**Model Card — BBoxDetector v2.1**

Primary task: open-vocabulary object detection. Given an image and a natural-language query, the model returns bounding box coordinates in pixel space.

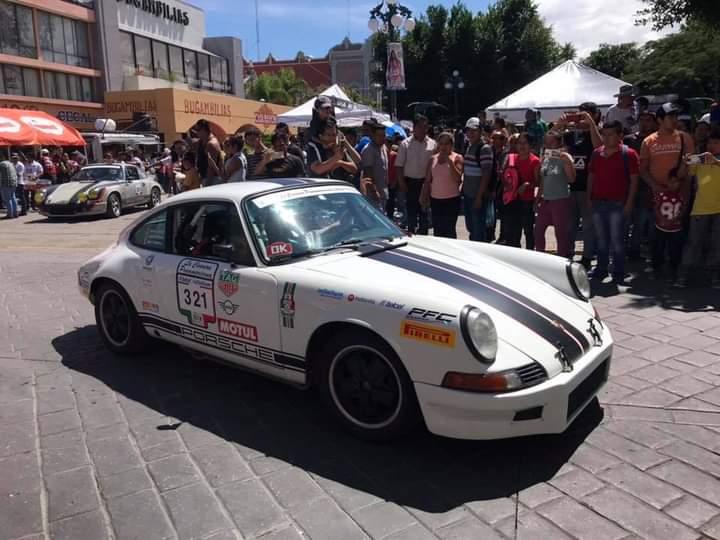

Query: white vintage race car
[78,178,612,440]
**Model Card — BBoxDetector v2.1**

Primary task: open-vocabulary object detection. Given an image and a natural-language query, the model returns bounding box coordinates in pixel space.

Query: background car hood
[295,237,598,367]
[45,181,97,204]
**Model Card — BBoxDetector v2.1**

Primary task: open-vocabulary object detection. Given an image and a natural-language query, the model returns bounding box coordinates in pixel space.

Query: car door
[149,200,296,381]
[125,208,169,316]
[124,166,145,206]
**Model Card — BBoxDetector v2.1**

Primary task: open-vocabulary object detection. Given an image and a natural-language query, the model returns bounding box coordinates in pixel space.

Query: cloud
[536,0,673,57]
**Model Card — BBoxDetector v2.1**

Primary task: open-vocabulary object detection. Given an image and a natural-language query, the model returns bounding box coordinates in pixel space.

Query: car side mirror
[212,243,234,261]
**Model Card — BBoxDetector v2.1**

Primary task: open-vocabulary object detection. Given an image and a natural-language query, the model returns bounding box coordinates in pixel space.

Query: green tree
[582,43,642,79]
[636,0,720,30]
[246,69,311,106]
[624,25,720,96]
[557,42,577,62]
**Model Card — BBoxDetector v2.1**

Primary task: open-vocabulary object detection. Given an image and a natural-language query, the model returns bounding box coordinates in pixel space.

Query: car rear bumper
[415,326,613,440]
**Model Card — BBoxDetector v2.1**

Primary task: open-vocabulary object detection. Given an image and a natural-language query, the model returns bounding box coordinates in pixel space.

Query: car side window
[126,167,140,181]
[171,203,255,266]
[130,210,168,252]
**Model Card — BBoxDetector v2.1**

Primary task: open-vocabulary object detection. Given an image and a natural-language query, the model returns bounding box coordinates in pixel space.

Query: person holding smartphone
[255,132,306,179]
[307,117,358,182]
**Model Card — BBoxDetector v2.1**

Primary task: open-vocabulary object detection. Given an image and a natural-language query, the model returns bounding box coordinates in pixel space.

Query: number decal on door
[176,258,219,328]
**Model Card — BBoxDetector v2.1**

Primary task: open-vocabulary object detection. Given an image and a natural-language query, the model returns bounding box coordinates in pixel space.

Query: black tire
[148,187,161,208]
[316,329,420,441]
[106,193,121,218]
[94,282,150,355]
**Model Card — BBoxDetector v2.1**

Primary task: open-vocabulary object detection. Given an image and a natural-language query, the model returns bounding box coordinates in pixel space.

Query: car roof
[167,178,346,204]
[83,164,122,169]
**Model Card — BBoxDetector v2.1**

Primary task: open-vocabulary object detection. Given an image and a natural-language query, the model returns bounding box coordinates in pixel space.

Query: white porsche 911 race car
[78,178,612,440]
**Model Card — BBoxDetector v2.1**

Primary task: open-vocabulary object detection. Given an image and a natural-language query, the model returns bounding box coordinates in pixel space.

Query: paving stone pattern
[2,249,720,539]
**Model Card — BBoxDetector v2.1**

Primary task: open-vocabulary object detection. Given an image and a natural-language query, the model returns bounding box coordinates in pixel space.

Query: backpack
[502,153,520,205]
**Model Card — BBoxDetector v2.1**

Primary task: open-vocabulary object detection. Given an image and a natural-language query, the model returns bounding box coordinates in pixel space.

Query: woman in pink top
[420,132,463,238]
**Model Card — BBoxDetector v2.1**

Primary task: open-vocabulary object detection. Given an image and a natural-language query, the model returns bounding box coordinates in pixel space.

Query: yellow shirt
[689,162,720,215]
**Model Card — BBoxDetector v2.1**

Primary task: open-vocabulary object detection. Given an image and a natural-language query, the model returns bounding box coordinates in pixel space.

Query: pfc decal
[218,270,239,297]
[280,282,296,328]
[217,319,258,342]
[401,321,456,348]
[218,299,240,316]
[266,241,293,259]
[406,308,456,325]
[380,300,404,310]
[141,300,159,314]
[347,294,375,304]
[176,259,218,328]
[317,288,344,300]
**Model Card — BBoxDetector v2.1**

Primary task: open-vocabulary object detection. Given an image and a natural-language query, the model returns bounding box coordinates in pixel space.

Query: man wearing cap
[606,85,638,133]
[306,96,335,147]
[396,114,436,235]
[641,102,695,280]
[39,149,57,184]
[555,103,603,269]
[462,117,493,241]
[525,108,547,155]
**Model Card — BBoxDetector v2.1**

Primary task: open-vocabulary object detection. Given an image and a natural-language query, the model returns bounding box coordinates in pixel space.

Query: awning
[0,108,86,147]
[278,85,390,127]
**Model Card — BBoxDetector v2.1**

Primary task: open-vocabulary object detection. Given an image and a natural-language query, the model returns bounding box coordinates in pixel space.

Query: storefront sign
[183,99,231,118]
[117,0,190,26]
[254,104,277,126]
[0,101,99,130]
[106,100,158,115]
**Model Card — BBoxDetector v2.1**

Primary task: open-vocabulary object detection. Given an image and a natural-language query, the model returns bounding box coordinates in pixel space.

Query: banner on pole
[386,42,406,91]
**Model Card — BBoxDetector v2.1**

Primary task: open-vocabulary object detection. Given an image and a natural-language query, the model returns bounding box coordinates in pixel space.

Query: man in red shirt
[587,121,640,283]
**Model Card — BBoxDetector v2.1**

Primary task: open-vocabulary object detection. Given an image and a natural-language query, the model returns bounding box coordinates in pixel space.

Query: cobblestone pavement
[2,213,720,539]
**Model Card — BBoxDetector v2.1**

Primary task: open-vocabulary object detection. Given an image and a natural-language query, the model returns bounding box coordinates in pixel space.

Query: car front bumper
[39,201,107,217]
[415,325,613,440]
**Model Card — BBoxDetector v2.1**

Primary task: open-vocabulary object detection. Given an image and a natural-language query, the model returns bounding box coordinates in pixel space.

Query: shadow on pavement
[55,325,602,512]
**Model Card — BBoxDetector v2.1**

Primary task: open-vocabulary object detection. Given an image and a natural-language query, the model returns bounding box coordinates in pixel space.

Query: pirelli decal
[401,320,456,348]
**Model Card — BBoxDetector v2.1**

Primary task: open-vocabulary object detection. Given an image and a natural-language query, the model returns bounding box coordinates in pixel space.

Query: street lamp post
[368,0,415,120]
[371,82,383,110]
[444,70,465,121]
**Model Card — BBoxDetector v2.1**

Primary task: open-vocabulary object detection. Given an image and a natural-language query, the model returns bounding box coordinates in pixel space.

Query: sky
[193,0,672,62]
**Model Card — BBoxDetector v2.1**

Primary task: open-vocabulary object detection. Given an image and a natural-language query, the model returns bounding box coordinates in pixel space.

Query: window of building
[169,45,184,81]
[0,65,41,97]
[42,71,95,102]
[221,60,230,92]
[0,2,36,58]
[183,49,198,83]
[119,32,134,74]
[152,41,169,80]
[210,56,223,91]
[134,35,152,75]
[22,68,40,97]
[3,65,23,95]
[38,12,90,67]
[81,77,93,102]
[198,53,210,87]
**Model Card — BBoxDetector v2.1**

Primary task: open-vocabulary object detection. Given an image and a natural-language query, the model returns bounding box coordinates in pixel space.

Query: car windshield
[74,167,122,182]
[245,186,404,263]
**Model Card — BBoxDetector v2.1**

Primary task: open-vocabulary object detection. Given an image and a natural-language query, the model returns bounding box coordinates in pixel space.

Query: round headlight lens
[465,308,498,362]
[77,192,88,203]
[87,188,101,200]
[569,262,591,300]
[34,190,46,204]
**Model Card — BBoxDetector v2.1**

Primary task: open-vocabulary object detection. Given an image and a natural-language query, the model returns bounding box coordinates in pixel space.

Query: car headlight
[567,262,591,301]
[77,192,88,203]
[87,188,102,200]
[34,190,46,204]
[460,306,497,364]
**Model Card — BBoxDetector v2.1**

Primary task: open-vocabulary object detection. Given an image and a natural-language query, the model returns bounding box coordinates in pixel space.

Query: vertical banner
[386,42,406,91]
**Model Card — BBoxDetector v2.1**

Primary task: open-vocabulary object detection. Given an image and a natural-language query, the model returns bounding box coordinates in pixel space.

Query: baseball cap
[465,117,481,130]
[314,95,333,110]
[614,84,637,97]
[365,118,385,132]
[656,102,681,118]
[40,148,49,155]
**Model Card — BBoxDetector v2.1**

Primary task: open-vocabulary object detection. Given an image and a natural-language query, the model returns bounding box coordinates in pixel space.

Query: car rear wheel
[106,193,121,218]
[148,187,161,208]
[317,329,420,441]
[95,283,149,355]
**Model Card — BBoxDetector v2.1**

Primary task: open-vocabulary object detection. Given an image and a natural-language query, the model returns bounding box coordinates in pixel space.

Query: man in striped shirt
[462,117,494,241]
[243,126,266,179]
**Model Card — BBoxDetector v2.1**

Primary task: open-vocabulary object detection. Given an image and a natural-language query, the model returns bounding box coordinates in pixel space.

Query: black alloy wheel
[94,283,150,354]
[148,187,161,208]
[106,193,121,218]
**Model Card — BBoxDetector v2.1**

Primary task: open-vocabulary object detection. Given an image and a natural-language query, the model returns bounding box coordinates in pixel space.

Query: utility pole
[255,0,260,61]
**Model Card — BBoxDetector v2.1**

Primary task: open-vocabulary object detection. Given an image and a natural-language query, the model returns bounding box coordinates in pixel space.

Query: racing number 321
[183,289,208,308]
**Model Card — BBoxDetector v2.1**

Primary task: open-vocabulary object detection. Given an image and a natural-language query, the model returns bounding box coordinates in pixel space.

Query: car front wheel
[317,329,420,441]
[94,283,149,354]
[106,193,121,218]
[148,187,161,208]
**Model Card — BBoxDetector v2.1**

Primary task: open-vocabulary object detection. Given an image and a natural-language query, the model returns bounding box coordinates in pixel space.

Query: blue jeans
[592,201,626,277]
[463,194,487,242]
[1,186,17,218]
[628,206,654,254]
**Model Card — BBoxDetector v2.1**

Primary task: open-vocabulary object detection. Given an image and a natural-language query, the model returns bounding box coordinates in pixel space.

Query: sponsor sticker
[266,241,293,259]
[217,319,258,342]
[347,294,375,304]
[380,300,404,310]
[218,299,240,316]
[141,300,159,314]
[177,259,218,328]
[280,282,296,328]
[218,270,239,297]
[401,321,456,348]
[406,308,456,325]
[252,186,356,208]
[142,278,153,289]
[144,254,155,269]
[317,288,344,300]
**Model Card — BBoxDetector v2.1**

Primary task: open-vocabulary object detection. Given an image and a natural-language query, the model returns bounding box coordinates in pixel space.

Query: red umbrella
[0,108,85,147]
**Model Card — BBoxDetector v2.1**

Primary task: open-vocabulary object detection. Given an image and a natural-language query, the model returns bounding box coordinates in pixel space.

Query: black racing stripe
[370,250,585,361]
[404,248,591,352]
[139,314,305,372]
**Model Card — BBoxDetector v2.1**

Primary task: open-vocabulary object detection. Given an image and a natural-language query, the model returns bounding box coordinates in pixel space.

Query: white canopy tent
[486,61,630,123]
[278,84,390,127]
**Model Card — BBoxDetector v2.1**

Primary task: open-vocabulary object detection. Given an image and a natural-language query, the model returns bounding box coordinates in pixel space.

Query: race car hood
[44,181,99,204]
[294,236,600,369]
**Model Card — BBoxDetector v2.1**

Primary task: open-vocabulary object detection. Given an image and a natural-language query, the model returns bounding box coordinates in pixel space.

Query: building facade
[0,0,104,130]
